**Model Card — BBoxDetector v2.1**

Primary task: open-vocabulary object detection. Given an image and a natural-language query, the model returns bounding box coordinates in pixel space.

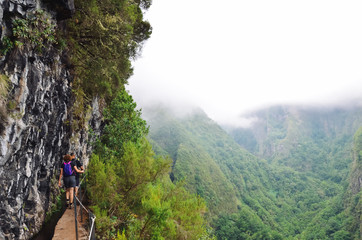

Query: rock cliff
[0,1,101,239]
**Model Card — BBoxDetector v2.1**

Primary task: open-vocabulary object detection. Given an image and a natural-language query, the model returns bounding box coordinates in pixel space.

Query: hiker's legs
[66,188,70,199]
[65,188,70,207]
[75,176,80,196]
[65,176,76,208]
[69,187,74,204]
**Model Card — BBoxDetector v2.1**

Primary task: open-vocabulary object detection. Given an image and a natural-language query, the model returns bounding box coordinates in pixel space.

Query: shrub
[1,9,58,56]
[12,10,57,51]
[0,37,14,56]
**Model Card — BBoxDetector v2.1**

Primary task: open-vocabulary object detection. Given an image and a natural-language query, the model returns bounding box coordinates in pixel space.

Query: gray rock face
[0,0,101,239]
[2,0,36,16]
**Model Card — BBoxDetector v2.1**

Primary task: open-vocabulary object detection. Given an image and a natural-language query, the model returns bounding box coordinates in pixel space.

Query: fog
[127,0,362,127]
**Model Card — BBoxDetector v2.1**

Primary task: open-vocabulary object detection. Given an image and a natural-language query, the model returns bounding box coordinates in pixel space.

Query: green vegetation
[66,0,152,102]
[98,89,149,158]
[215,206,282,240]
[0,9,57,55]
[87,90,214,239]
[145,109,240,219]
[344,126,362,239]
[0,36,14,56]
[144,105,362,239]
[353,127,362,164]
[12,10,57,50]
[60,0,153,133]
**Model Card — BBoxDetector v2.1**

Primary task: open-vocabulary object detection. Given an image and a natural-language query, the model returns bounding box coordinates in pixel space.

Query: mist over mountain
[142,102,362,239]
[133,92,362,129]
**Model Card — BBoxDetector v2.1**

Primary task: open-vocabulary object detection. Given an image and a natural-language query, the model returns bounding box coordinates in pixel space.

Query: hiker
[71,152,84,197]
[58,154,84,209]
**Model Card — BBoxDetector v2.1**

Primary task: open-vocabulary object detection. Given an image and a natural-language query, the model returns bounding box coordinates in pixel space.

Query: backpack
[63,161,74,177]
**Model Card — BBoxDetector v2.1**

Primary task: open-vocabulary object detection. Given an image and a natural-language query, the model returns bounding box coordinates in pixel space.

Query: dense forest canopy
[144,105,362,239]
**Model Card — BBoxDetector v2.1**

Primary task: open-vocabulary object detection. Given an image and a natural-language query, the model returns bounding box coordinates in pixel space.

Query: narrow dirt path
[52,207,88,240]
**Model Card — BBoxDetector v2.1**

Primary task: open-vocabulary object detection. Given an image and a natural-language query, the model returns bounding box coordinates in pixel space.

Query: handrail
[79,173,87,188]
[74,196,89,213]
[73,171,96,240]
[88,214,96,240]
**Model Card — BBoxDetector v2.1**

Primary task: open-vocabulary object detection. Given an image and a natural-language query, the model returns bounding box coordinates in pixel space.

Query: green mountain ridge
[143,107,240,219]
[143,103,362,239]
[227,105,362,182]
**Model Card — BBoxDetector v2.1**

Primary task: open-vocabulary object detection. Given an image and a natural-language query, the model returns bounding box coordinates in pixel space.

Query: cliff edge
[0,1,101,239]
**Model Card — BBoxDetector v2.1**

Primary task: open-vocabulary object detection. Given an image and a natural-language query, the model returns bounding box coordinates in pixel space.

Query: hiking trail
[52,207,88,240]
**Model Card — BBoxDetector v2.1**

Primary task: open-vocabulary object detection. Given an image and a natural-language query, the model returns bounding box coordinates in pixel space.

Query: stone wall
[0,1,101,239]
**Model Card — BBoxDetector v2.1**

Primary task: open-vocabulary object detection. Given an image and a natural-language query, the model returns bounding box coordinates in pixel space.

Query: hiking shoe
[69,203,73,209]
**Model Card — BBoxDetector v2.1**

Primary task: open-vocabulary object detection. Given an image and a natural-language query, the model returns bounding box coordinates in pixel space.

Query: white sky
[127,0,362,126]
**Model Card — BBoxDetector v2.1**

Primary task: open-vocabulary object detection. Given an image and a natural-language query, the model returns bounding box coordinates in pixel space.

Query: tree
[66,0,152,101]
[98,88,149,158]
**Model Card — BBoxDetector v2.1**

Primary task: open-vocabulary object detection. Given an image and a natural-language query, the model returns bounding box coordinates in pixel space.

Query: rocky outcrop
[0,1,102,239]
[0,0,74,18]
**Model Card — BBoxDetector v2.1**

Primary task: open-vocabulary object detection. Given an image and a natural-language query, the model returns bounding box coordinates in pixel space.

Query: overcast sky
[127,0,362,126]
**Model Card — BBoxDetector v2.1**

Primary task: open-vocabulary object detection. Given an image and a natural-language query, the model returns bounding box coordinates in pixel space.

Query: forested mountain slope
[143,104,362,239]
[345,126,362,239]
[143,107,240,219]
[227,105,362,180]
